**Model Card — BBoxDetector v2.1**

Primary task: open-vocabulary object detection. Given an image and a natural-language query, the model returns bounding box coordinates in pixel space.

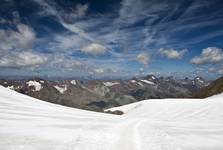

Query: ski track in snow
[0,86,223,150]
[114,119,141,150]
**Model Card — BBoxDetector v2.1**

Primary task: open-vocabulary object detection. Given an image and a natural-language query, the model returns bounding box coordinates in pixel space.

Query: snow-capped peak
[103,81,120,87]
[26,80,43,91]
[140,79,155,85]
[70,80,77,85]
[54,85,68,94]
[6,85,14,90]
[130,80,137,83]
[151,76,156,80]
[145,75,157,81]
[195,77,205,83]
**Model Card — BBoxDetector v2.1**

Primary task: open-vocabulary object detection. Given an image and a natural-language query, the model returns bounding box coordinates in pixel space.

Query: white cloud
[81,43,106,55]
[0,23,36,50]
[0,48,7,57]
[218,68,223,74]
[0,51,47,68]
[208,67,216,72]
[50,54,84,70]
[92,68,104,74]
[136,52,150,65]
[62,61,84,71]
[159,48,187,59]
[208,66,223,75]
[191,47,223,65]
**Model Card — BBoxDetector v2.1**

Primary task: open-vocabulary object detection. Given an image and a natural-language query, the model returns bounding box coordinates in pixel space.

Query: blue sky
[0,0,223,79]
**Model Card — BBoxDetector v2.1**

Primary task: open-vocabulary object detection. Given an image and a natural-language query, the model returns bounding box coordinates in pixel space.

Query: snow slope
[1,85,223,150]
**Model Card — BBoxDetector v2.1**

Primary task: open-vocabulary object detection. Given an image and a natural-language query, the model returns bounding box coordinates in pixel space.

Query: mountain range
[0,75,212,111]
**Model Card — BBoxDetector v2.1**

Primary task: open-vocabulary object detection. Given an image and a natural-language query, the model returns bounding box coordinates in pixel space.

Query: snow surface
[103,81,120,87]
[130,80,136,83]
[54,85,68,94]
[151,76,156,80]
[140,79,155,85]
[26,80,42,91]
[198,79,204,83]
[137,82,144,87]
[1,85,223,150]
[195,77,205,83]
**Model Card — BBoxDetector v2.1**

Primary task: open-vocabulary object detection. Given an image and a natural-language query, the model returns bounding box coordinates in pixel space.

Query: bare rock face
[192,76,223,98]
[105,110,124,115]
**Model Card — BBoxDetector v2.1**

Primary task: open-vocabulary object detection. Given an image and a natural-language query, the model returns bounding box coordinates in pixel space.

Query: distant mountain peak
[193,76,223,98]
